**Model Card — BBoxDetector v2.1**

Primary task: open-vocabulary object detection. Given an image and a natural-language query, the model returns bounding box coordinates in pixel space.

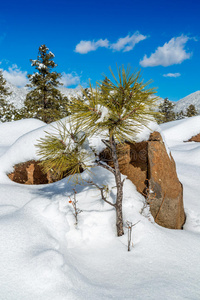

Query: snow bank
[160,116,200,146]
[0,118,46,146]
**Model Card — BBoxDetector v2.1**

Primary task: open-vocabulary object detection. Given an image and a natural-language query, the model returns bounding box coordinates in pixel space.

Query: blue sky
[0,0,199,101]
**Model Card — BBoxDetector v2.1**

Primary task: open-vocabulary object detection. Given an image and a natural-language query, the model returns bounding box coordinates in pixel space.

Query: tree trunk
[109,134,124,236]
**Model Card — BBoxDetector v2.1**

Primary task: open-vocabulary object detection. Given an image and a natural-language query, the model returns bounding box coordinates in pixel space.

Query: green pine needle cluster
[70,66,159,143]
[36,121,93,180]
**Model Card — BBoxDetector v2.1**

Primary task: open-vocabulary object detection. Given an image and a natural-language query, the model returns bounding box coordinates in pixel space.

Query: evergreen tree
[0,71,14,122]
[175,110,185,120]
[37,66,159,237]
[186,104,198,117]
[71,67,159,236]
[24,44,69,123]
[158,98,176,123]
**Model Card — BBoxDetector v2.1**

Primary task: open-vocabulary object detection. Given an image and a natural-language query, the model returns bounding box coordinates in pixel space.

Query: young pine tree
[36,66,159,236]
[70,66,158,236]
[158,98,176,123]
[186,104,198,117]
[24,44,69,123]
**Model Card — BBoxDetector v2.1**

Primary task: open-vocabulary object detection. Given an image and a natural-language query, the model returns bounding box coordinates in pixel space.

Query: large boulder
[100,132,186,229]
[148,132,185,229]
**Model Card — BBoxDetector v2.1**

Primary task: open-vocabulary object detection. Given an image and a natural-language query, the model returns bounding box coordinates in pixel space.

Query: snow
[160,116,200,147]
[37,63,47,70]
[5,81,28,109]
[0,117,200,299]
[49,51,55,57]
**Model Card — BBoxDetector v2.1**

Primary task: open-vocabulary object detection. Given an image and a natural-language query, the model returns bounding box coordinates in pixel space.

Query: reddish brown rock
[187,133,200,142]
[8,160,51,185]
[148,132,185,229]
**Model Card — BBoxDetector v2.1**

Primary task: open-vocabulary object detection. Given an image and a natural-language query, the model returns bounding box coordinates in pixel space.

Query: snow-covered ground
[0,117,200,300]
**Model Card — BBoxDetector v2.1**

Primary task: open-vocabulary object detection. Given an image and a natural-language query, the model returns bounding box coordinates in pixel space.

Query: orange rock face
[148,132,185,229]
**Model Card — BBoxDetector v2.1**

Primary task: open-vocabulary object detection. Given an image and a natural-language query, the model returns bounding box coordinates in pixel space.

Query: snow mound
[160,116,200,146]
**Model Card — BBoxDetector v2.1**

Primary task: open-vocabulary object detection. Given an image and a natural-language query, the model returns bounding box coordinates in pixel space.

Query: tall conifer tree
[24,44,69,123]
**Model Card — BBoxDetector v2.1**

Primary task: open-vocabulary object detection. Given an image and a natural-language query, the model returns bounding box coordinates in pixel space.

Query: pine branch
[95,160,116,175]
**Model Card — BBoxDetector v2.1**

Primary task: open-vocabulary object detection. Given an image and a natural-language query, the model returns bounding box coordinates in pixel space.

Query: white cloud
[110,32,147,52]
[163,73,181,78]
[60,72,80,87]
[75,32,147,54]
[1,64,28,87]
[75,39,109,54]
[140,35,192,67]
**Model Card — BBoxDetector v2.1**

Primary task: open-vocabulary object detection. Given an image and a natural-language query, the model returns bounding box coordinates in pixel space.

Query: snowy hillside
[0,117,200,299]
[5,82,81,109]
[174,91,200,113]
[5,82,28,109]
[5,82,200,115]
[59,86,82,98]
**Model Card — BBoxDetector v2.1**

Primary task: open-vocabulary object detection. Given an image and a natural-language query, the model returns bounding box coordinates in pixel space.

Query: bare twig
[125,220,140,251]
[86,180,116,207]
[69,189,82,226]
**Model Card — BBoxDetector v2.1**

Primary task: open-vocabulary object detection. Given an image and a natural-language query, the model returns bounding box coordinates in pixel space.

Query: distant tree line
[157,98,199,124]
